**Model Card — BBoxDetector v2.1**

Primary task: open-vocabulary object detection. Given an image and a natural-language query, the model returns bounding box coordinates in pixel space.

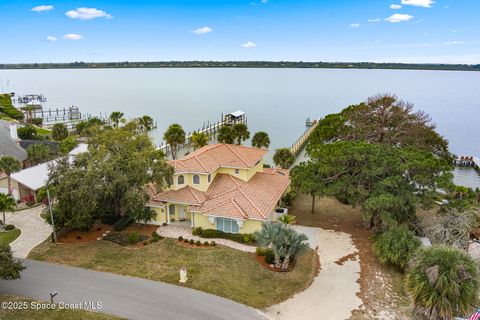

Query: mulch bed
[58,224,114,243]
[176,239,217,249]
[253,254,298,272]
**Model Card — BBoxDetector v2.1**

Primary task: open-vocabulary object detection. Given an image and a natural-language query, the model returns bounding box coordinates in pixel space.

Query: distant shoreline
[1,61,479,72]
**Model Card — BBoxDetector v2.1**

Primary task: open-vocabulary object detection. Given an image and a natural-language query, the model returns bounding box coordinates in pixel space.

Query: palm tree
[26,144,50,165]
[373,227,421,271]
[254,222,284,269]
[252,131,270,148]
[217,125,234,144]
[232,123,250,145]
[0,193,16,230]
[0,156,22,195]
[273,148,295,169]
[110,111,124,128]
[405,246,480,319]
[51,123,68,141]
[138,115,154,132]
[279,228,309,270]
[163,123,185,159]
[278,214,296,225]
[191,131,209,150]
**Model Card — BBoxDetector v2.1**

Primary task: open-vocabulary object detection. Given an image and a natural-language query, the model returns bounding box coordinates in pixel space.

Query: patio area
[156,225,256,253]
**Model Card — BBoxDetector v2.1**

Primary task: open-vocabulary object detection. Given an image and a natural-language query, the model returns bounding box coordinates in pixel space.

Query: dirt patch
[58,224,114,243]
[335,252,359,266]
[291,194,410,319]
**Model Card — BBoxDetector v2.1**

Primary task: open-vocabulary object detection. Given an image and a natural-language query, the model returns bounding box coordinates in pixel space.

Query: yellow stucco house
[147,143,290,234]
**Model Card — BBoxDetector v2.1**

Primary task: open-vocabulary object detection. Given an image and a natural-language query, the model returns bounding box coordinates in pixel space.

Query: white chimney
[9,124,19,142]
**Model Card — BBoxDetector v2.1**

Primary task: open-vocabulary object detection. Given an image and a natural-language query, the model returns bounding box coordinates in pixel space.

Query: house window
[234,169,240,174]
[208,174,211,183]
[193,175,200,184]
[168,204,176,216]
[216,218,239,233]
[177,175,185,185]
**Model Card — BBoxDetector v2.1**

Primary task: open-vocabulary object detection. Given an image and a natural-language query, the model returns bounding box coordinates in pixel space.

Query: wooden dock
[454,156,480,169]
[289,120,319,157]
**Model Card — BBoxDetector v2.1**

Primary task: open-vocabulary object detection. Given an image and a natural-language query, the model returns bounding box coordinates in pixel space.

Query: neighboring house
[0,120,27,162]
[20,140,60,155]
[147,144,290,234]
[0,143,88,201]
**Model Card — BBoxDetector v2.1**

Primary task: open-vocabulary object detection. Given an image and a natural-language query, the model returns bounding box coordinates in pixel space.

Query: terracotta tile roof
[149,185,206,206]
[168,144,267,174]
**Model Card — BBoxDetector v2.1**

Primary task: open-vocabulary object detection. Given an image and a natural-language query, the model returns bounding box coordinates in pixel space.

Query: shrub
[5,224,15,231]
[199,229,255,244]
[178,236,183,241]
[189,239,194,244]
[373,227,421,271]
[151,232,160,239]
[242,234,255,244]
[149,238,159,243]
[256,247,270,256]
[192,227,203,236]
[211,241,216,246]
[282,190,297,207]
[184,239,189,243]
[128,232,140,244]
[114,216,134,231]
[204,241,209,246]
[143,240,149,246]
[162,223,167,227]
[100,214,120,225]
[195,240,201,246]
[265,249,275,264]
[405,246,480,319]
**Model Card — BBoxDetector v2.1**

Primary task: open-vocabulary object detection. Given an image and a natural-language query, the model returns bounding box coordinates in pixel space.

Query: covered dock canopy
[224,110,246,124]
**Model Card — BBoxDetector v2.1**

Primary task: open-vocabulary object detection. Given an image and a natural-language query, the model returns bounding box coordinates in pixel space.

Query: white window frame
[216,218,239,234]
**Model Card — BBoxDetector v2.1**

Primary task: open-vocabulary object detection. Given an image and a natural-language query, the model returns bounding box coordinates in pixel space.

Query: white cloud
[192,27,213,34]
[31,5,53,12]
[65,8,112,20]
[401,0,434,8]
[368,18,381,23]
[350,23,360,28]
[46,35,57,42]
[385,13,414,23]
[241,41,257,48]
[62,34,83,40]
[390,4,403,9]
[444,41,465,45]
[261,0,268,3]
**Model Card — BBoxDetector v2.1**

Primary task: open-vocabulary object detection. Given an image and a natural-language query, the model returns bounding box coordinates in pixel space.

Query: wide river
[1,68,479,188]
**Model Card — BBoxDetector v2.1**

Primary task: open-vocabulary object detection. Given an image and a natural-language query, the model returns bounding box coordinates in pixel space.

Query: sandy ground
[266,226,362,320]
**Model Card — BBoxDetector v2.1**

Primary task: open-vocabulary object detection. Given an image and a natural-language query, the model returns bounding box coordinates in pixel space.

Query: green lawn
[0,295,122,320]
[28,238,318,309]
[0,229,21,246]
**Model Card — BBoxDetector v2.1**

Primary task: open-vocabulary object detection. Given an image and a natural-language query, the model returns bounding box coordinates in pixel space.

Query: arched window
[177,175,185,185]
[193,175,200,184]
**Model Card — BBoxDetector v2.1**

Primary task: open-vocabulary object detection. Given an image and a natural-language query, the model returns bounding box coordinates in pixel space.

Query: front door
[178,206,186,220]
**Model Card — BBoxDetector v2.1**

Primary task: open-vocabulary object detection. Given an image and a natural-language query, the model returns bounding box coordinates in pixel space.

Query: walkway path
[157,225,256,253]
[0,260,265,320]
[5,205,52,258]
[266,226,362,320]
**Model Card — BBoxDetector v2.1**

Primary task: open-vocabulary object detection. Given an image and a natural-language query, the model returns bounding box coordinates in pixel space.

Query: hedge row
[193,227,255,244]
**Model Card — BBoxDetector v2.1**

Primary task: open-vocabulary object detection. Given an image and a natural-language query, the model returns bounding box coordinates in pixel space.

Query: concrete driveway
[0,260,266,320]
[5,205,52,258]
[267,226,362,320]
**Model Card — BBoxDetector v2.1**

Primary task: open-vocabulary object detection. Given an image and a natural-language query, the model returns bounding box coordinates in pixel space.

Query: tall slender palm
[138,115,154,132]
[232,123,250,145]
[273,148,295,169]
[217,126,234,144]
[0,193,16,230]
[109,111,124,128]
[279,228,309,270]
[163,123,185,159]
[0,156,22,195]
[252,131,270,149]
[191,131,209,150]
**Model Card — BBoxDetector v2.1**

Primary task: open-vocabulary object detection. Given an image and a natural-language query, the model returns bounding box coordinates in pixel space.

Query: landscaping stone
[156,226,256,253]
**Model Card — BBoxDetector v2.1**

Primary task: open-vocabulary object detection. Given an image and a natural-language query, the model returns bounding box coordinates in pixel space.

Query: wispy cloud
[62,34,83,40]
[444,41,465,45]
[31,5,53,12]
[390,4,403,9]
[401,0,434,8]
[241,41,257,48]
[65,8,112,20]
[385,13,414,23]
[368,18,381,23]
[192,27,213,34]
[45,35,57,42]
[350,23,360,28]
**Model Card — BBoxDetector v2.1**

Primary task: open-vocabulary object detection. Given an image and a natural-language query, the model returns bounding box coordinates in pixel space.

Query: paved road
[5,205,52,258]
[0,260,265,320]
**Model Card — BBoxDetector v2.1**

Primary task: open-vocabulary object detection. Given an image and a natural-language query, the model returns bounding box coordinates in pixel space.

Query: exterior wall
[152,203,191,224]
[0,176,21,201]
[239,219,263,234]
[171,173,210,192]
[152,206,167,224]
[192,212,213,229]
[191,212,263,234]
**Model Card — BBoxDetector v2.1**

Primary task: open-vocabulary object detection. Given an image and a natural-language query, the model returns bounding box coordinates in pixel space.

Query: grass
[0,295,122,320]
[28,238,318,309]
[36,127,52,135]
[0,228,21,246]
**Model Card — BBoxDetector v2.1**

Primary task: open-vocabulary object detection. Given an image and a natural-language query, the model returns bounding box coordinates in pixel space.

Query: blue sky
[1,0,479,64]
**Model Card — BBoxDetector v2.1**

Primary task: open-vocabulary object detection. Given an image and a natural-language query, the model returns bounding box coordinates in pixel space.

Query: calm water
[1,68,479,187]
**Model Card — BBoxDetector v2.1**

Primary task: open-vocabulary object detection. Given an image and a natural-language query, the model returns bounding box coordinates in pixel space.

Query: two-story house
[147,143,290,234]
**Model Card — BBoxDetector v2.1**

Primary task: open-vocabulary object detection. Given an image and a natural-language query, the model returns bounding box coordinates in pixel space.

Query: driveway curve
[0,260,266,320]
[5,205,52,258]
[266,226,362,320]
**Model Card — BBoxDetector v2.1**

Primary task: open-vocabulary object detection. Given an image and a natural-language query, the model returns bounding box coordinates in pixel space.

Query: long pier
[290,119,319,157]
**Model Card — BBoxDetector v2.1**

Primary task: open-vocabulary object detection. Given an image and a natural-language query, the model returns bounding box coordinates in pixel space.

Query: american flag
[469,310,480,320]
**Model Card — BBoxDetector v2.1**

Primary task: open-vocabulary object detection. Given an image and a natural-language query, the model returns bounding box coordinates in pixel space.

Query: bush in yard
[211,241,216,246]
[265,249,275,265]
[405,246,479,319]
[178,236,183,241]
[192,227,203,236]
[189,239,194,244]
[151,231,160,239]
[143,240,148,246]
[128,232,140,244]
[242,234,255,244]
[196,240,201,246]
[204,241,209,246]
[150,238,158,243]
[114,216,134,231]
[256,247,270,256]
[199,229,255,244]
[5,224,15,231]
[100,213,120,225]
[373,227,421,271]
